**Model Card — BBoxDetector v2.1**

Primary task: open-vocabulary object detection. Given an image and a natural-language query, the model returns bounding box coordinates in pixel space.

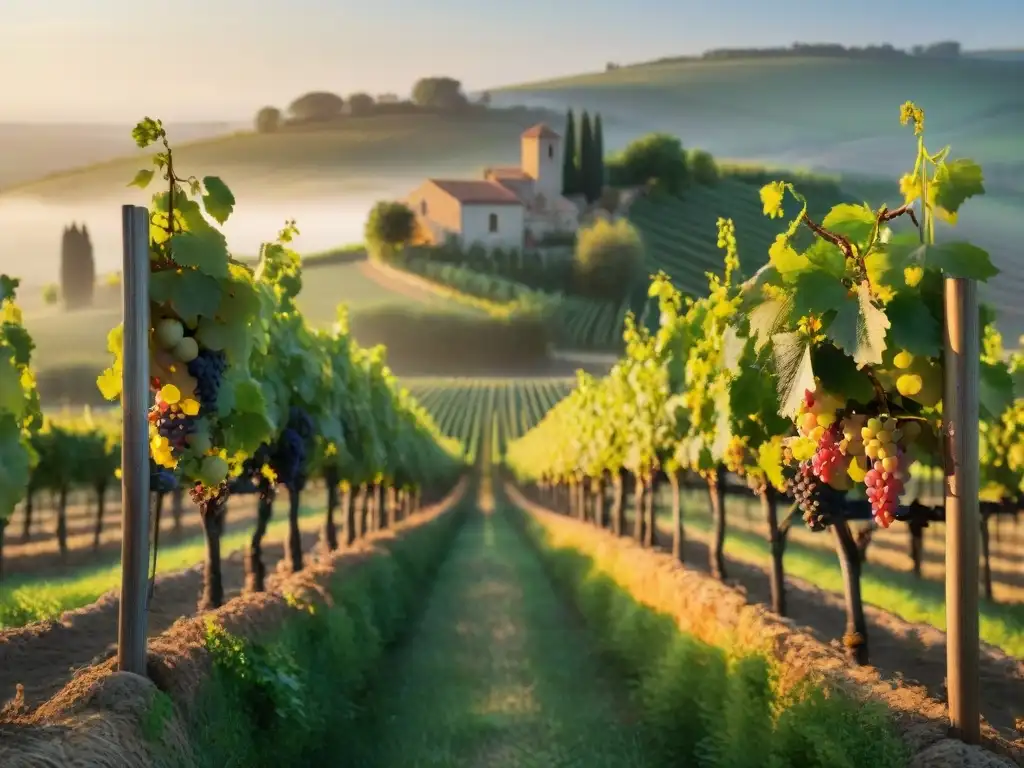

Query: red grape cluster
[809,422,845,485]
[862,417,906,527]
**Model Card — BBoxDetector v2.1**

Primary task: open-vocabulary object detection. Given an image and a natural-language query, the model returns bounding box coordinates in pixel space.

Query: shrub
[573,218,645,302]
[606,133,687,195]
[255,106,282,133]
[42,284,59,306]
[689,149,720,186]
[365,201,415,259]
[287,91,344,122]
[347,93,375,116]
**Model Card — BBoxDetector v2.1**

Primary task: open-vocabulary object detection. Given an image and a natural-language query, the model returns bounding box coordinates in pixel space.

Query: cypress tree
[578,110,594,203]
[592,113,605,201]
[561,110,578,196]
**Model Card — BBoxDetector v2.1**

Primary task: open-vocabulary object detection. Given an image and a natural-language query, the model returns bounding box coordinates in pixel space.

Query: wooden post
[942,277,981,744]
[117,205,151,676]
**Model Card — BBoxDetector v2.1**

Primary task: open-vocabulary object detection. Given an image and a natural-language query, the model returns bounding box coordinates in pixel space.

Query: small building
[404,123,580,251]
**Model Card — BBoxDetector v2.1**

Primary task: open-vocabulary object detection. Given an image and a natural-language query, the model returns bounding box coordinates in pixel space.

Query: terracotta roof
[521,123,560,139]
[485,166,531,180]
[427,179,523,205]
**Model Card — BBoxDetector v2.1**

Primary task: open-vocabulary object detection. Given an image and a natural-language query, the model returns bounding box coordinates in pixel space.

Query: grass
[661,490,1024,658]
[344,500,650,766]
[0,500,323,628]
[1,110,559,201]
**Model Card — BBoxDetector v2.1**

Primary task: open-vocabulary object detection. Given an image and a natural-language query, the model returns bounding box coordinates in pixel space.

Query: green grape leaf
[1,324,34,367]
[933,158,985,217]
[884,293,941,358]
[980,361,1013,421]
[128,169,155,189]
[748,296,793,354]
[920,242,998,281]
[171,231,230,279]
[0,275,19,302]
[771,331,815,418]
[811,345,875,405]
[826,282,890,367]
[757,440,786,492]
[202,176,236,225]
[197,317,252,365]
[803,239,846,279]
[0,415,33,520]
[867,232,919,288]
[822,203,875,248]
[791,271,848,319]
[0,356,25,416]
[149,270,223,326]
[770,240,811,281]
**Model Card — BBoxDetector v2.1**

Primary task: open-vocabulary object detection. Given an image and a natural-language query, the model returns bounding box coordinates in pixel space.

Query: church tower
[520,124,562,200]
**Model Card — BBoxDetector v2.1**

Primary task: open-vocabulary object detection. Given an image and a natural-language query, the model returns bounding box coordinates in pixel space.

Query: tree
[254,106,282,133]
[287,91,345,122]
[60,223,94,310]
[412,77,468,110]
[561,110,579,196]
[348,92,375,116]
[592,113,606,201]
[573,218,645,301]
[689,149,719,185]
[365,201,416,260]
[607,133,688,195]
[578,111,595,203]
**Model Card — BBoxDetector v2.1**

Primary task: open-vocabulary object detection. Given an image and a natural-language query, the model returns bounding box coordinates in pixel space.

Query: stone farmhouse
[404,124,580,252]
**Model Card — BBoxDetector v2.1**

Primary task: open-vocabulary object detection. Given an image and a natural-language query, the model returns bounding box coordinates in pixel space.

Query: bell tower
[520,123,562,200]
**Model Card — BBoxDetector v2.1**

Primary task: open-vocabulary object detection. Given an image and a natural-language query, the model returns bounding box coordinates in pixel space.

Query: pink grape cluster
[861,416,906,527]
[810,423,845,485]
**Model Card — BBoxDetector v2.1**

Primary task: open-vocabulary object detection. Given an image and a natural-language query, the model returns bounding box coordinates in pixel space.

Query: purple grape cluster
[187,349,227,409]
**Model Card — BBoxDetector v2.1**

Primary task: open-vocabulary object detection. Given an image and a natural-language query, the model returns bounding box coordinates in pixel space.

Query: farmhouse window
[548,143,553,158]
[489,213,498,232]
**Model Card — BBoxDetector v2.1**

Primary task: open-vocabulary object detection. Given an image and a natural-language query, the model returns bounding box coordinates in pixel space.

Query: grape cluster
[724,436,747,475]
[150,460,178,493]
[288,406,314,441]
[810,422,845,485]
[273,428,306,488]
[790,464,831,531]
[187,350,227,410]
[861,416,906,527]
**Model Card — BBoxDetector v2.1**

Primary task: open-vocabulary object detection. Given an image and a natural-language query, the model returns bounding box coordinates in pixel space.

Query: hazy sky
[3,0,1021,123]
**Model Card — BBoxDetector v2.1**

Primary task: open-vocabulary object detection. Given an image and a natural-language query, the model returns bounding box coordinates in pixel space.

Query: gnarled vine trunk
[246,481,276,592]
[643,473,655,548]
[356,485,368,539]
[909,518,925,577]
[322,468,340,552]
[833,519,869,665]
[199,492,230,611]
[761,485,786,616]
[343,487,356,546]
[668,470,683,560]
[385,486,397,528]
[632,473,645,544]
[92,482,108,550]
[373,483,385,531]
[56,486,69,559]
[171,486,184,531]
[21,491,34,541]
[708,467,727,580]
[980,506,994,601]
[611,472,625,536]
[287,481,304,572]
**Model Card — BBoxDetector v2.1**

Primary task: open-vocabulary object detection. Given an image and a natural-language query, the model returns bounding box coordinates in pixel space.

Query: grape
[152,405,197,454]
[187,349,227,409]
[810,422,846,485]
[149,460,178,493]
[200,454,230,486]
[272,427,306,488]
[893,351,913,370]
[174,336,199,363]
[896,373,923,397]
[155,318,184,349]
[863,446,906,528]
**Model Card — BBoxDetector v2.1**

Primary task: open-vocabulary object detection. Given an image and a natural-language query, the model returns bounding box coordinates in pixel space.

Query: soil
[645,516,1024,738]
[0,522,324,713]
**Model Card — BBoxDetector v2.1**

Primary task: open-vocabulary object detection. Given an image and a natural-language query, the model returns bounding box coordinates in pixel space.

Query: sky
[2,0,1021,123]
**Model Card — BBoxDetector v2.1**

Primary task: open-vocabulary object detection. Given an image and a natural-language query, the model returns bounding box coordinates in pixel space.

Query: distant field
[1,110,557,202]
[405,377,575,463]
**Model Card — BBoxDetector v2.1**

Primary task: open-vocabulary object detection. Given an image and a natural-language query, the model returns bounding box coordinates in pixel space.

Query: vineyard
[1,104,1023,768]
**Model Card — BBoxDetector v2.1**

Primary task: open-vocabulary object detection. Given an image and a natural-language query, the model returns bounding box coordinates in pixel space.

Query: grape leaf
[822,203,875,247]
[803,239,846,279]
[757,440,786,492]
[884,292,941,357]
[171,231,230,279]
[0,276,19,302]
[1,324,34,367]
[0,356,25,417]
[932,158,985,217]
[96,367,122,401]
[149,270,223,326]
[202,176,236,225]
[197,317,252,365]
[0,415,33,520]
[771,331,815,418]
[748,296,793,353]
[811,345,875,405]
[128,169,155,189]
[791,271,848,319]
[921,242,998,281]
[826,282,889,367]
[769,239,810,280]
[980,362,1013,421]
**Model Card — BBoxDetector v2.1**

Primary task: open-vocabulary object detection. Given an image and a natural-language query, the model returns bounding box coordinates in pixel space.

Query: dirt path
[0,524,323,712]
[342,493,651,767]
[637,514,1024,737]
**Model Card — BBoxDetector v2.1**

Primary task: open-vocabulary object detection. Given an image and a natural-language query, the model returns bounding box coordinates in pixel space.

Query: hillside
[0,109,558,202]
